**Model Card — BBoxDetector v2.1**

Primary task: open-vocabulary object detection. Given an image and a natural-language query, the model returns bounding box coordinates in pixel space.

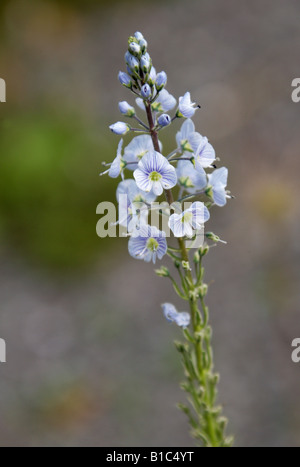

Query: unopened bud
[128,41,141,56]
[109,122,131,135]
[141,83,152,99]
[194,251,200,264]
[198,283,208,298]
[134,31,144,42]
[125,52,139,73]
[155,266,170,277]
[139,38,148,53]
[118,71,132,88]
[118,101,135,117]
[182,261,192,271]
[140,54,151,73]
[158,114,171,127]
[155,71,167,91]
[205,232,227,244]
[199,244,209,257]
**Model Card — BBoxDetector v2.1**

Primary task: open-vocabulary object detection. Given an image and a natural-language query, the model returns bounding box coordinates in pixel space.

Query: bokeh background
[0,0,299,447]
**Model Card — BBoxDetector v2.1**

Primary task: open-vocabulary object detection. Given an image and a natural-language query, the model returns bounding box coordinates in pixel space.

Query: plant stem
[145,102,231,447]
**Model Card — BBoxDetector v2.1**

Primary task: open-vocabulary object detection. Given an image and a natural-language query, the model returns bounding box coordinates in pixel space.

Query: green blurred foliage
[0,112,116,273]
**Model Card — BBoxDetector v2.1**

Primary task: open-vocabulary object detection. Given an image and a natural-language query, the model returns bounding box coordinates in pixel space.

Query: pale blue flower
[137,89,176,113]
[119,101,135,117]
[176,120,215,170]
[207,168,229,207]
[192,135,216,170]
[128,225,167,263]
[162,303,190,328]
[152,89,177,112]
[124,135,159,170]
[118,71,132,88]
[176,160,207,194]
[141,84,152,99]
[109,122,131,135]
[134,151,177,196]
[117,179,156,204]
[169,201,210,238]
[178,92,198,118]
[116,180,155,232]
[176,119,195,152]
[156,71,167,91]
[99,139,126,180]
[157,114,171,127]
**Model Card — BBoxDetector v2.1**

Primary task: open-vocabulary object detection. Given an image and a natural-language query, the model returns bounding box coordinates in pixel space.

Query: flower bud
[118,71,132,88]
[205,232,227,244]
[118,101,135,117]
[155,266,170,277]
[128,41,141,56]
[134,31,144,42]
[156,71,167,91]
[141,83,152,99]
[109,122,131,135]
[198,283,208,299]
[182,261,192,271]
[125,51,139,73]
[158,114,171,127]
[139,38,148,53]
[148,66,157,86]
[199,244,210,257]
[140,54,151,73]
[193,251,200,264]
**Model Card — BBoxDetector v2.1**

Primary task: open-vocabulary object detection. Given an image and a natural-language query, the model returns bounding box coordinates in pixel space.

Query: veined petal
[124,135,154,169]
[128,235,147,260]
[177,161,207,194]
[134,168,153,192]
[212,186,227,207]
[178,92,197,118]
[191,201,210,224]
[136,97,146,111]
[157,89,177,112]
[209,167,228,186]
[169,213,185,237]
[152,181,164,196]
[176,119,195,148]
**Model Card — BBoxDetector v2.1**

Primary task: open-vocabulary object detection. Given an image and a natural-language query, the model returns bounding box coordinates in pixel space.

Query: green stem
[145,102,231,447]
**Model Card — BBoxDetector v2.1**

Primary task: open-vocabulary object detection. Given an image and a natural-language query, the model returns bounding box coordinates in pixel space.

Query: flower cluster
[101,31,231,326]
[101,31,233,447]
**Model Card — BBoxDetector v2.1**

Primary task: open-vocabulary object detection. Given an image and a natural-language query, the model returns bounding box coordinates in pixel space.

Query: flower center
[179,176,194,189]
[133,195,145,203]
[149,171,162,182]
[182,212,193,223]
[181,139,193,152]
[147,237,159,252]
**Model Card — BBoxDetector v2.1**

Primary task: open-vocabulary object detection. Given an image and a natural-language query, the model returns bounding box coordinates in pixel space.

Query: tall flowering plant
[101,32,233,447]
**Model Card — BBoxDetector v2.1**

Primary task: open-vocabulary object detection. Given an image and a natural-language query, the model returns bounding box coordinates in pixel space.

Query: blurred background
[0,0,299,447]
